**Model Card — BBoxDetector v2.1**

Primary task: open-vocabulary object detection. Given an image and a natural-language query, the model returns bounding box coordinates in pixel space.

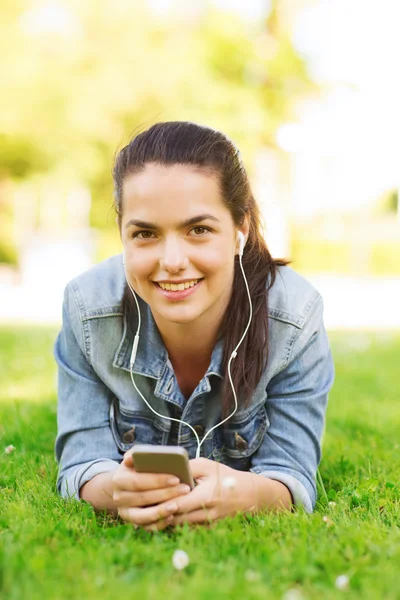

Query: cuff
[250,468,314,513]
[58,459,120,501]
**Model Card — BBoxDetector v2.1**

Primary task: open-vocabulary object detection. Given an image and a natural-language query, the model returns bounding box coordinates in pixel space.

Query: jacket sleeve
[54,283,121,500]
[250,294,335,512]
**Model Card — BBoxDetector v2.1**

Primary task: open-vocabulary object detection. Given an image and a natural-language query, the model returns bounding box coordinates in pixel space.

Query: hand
[169,457,269,525]
[111,451,191,531]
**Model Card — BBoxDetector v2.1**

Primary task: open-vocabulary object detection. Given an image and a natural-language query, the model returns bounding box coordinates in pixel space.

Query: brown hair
[113,122,288,414]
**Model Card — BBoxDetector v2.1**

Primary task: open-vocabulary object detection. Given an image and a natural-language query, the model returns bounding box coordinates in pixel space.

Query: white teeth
[158,279,200,291]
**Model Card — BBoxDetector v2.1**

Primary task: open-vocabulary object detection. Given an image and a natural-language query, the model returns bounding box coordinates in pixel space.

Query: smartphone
[130,445,195,489]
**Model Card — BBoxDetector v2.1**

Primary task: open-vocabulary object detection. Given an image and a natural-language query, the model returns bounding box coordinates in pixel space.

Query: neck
[156,319,219,365]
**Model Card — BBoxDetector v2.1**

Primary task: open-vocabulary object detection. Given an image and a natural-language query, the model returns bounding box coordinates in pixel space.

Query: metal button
[194,424,205,436]
[123,427,135,444]
[234,432,248,451]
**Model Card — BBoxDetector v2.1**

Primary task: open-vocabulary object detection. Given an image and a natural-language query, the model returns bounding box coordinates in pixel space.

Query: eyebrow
[124,213,221,230]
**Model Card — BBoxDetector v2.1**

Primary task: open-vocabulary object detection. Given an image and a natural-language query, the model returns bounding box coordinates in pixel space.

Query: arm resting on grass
[251,295,335,513]
[80,471,119,514]
[54,283,122,503]
[250,473,292,512]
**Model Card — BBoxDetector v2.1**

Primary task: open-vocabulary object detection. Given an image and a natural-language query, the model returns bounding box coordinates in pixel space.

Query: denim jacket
[54,255,334,513]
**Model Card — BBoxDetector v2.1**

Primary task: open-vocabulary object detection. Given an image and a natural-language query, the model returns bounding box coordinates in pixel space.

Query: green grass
[0,327,399,600]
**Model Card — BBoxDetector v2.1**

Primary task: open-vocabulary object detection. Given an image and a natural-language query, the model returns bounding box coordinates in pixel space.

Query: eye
[189,226,211,236]
[132,230,156,240]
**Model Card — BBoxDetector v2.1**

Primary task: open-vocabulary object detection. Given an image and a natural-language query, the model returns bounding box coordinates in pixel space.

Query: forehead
[122,163,228,220]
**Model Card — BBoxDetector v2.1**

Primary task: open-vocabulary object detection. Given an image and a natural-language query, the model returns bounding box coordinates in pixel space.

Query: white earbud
[237,231,245,256]
[122,252,126,266]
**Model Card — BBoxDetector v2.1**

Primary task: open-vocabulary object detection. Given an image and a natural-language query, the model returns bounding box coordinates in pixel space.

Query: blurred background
[1,0,399,329]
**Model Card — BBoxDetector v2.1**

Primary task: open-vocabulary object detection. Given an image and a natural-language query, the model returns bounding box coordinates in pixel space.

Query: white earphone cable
[194,252,252,457]
[124,238,252,459]
[126,278,202,451]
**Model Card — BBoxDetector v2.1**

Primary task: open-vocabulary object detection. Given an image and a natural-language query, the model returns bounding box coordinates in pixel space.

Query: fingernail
[166,502,178,512]
[167,477,180,486]
[178,484,190,494]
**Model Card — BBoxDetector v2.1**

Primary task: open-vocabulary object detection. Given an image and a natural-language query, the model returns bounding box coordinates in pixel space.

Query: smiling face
[120,163,246,333]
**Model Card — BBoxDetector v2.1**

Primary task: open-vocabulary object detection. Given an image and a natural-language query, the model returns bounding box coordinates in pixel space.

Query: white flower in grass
[335,575,349,590]
[328,501,337,508]
[222,476,237,490]
[282,589,304,600]
[244,569,260,581]
[5,445,15,454]
[172,549,189,570]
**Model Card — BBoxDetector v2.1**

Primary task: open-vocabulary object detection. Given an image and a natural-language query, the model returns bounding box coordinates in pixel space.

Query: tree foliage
[0,0,315,231]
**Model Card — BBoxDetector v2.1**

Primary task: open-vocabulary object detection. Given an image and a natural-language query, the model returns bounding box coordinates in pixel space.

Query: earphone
[237,230,245,256]
[123,230,252,459]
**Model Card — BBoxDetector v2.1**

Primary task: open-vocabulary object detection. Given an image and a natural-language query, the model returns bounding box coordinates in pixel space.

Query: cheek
[129,254,155,282]
[200,249,235,283]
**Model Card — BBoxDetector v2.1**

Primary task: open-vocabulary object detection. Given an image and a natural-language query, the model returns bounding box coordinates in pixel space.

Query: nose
[159,236,189,273]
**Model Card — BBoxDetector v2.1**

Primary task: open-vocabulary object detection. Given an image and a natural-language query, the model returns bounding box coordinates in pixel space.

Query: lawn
[0,327,399,600]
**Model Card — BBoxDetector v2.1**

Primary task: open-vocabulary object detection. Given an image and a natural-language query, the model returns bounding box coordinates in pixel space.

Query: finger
[123,452,134,468]
[114,469,180,492]
[189,458,229,482]
[175,483,213,515]
[113,483,191,508]
[172,507,217,525]
[118,499,179,526]
[189,457,212,480]
[143,515,174,532]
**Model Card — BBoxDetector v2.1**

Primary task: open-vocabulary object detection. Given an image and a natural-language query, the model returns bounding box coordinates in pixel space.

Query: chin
[154,302,206,324]
[162,309,202,325]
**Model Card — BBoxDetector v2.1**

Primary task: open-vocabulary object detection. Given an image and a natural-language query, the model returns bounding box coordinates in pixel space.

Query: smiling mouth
[155,278,203,291]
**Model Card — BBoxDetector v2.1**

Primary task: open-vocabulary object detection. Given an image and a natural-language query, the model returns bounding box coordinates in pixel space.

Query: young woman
[54,121,334,530]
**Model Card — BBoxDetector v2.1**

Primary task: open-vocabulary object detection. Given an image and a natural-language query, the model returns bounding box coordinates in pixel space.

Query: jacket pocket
[212,404,269,470]
[110,396,170,454]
